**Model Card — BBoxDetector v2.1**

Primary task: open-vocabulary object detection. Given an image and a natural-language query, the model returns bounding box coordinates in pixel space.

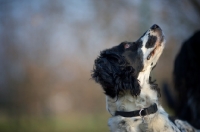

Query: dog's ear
[91,52,140,98]
[91,52,118,98]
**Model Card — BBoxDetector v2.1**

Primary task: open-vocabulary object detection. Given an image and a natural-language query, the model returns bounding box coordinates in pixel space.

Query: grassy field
[0,105,174,132]
[0,113,110,132]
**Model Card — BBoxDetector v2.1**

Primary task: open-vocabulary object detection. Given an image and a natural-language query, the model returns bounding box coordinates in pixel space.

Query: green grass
[0,113,110,132]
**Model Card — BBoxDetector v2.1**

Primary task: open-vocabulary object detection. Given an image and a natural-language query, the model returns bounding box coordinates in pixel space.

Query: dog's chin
[147,35,165,68]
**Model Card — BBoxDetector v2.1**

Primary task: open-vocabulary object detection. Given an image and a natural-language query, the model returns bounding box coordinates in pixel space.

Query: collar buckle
[139,109,144,117]
[115,103,158,118]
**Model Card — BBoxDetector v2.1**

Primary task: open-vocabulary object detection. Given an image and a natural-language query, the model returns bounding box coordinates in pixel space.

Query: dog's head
[92,24,165,98]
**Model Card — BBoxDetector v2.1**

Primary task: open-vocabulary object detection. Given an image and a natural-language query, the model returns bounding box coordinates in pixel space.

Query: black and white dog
[92,24,199,132]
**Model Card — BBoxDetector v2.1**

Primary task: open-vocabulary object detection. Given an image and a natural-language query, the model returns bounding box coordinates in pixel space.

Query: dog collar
[115,103,158,117]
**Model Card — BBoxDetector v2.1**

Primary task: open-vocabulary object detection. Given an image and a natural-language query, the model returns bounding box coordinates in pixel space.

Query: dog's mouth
[147,38,164,60]
[147,45,158,60]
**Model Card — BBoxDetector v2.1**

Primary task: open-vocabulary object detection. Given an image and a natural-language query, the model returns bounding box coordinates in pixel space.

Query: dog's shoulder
[147,107,181,132]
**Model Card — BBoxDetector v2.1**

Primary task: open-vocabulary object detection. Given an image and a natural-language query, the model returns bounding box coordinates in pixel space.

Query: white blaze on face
[139,27,165,72]
[140,30,155,61]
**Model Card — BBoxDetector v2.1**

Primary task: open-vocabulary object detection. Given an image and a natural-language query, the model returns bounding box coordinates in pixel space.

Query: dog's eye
[124,44,130,49]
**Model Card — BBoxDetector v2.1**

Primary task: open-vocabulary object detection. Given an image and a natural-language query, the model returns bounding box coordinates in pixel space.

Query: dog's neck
[137,66,152,87]
[106,65,158,116]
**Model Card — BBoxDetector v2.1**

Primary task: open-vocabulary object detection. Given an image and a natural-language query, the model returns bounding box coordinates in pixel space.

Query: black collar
[115,103,158,117]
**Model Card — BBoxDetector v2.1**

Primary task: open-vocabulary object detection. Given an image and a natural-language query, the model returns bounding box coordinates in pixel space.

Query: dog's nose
[151,24,159,30]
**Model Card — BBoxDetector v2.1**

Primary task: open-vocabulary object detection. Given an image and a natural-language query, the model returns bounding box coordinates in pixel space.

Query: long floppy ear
[91,51,141,98]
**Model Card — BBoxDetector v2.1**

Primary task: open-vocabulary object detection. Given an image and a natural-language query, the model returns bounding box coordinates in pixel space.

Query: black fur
[146,36,157,48]
[92,41,143,98]
[159,30,200,129]
[173,30,200,129]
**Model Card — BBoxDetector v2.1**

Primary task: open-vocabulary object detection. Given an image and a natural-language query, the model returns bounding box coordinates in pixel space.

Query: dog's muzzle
[114,103,158,117]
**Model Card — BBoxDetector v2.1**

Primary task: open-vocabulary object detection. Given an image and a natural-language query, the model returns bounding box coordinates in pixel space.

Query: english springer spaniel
[92,24,199,132]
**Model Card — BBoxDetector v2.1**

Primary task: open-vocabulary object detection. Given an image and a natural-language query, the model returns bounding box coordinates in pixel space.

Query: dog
[92,24,198,132]
[164,30,200,129]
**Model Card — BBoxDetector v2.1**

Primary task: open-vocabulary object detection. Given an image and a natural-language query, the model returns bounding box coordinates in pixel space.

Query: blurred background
[0,0,200,132]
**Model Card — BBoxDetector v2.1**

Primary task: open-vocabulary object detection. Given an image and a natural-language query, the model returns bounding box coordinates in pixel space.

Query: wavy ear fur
[91,51,140,98]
